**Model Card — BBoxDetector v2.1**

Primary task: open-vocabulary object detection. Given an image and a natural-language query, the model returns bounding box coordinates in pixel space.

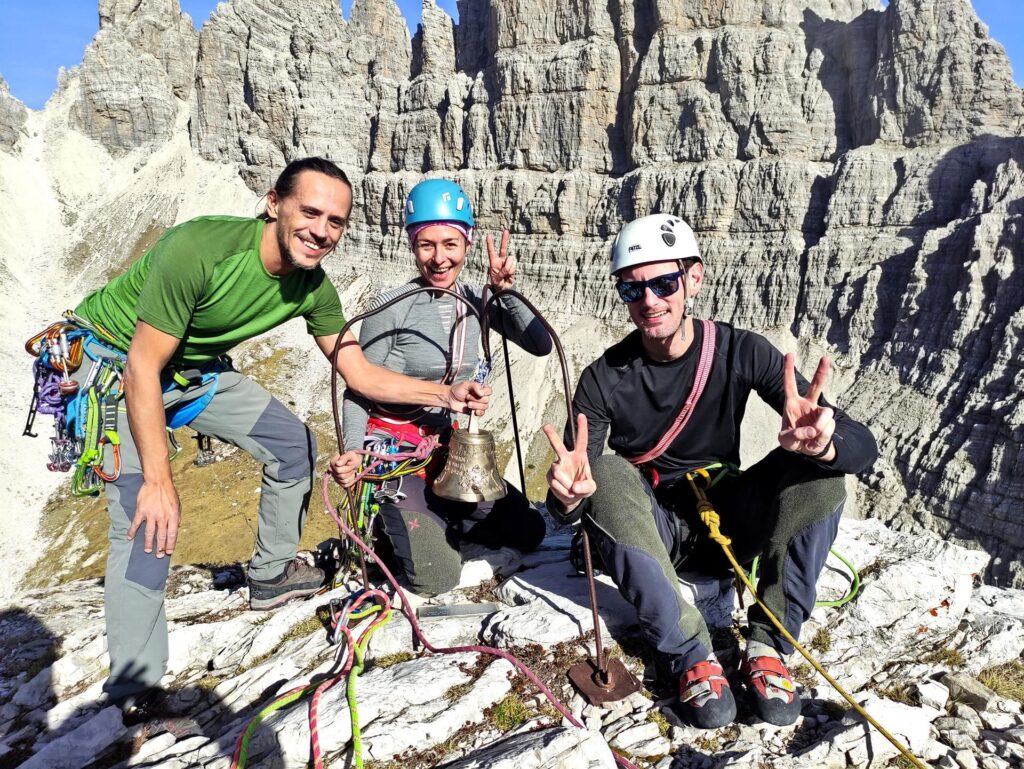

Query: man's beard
[638,318,681,341]
[277,228,327,271]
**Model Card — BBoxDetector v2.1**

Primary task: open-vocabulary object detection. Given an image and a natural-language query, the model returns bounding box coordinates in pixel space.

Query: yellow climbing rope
[686,467,927,769]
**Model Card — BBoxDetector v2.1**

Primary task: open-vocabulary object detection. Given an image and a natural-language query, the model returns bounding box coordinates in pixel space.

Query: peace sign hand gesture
[542,413,597,512]
[486,230,516,291]
[778,353,837,462]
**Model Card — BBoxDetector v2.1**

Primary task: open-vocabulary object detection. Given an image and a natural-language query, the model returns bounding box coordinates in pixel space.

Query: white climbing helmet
[609,214,702,275]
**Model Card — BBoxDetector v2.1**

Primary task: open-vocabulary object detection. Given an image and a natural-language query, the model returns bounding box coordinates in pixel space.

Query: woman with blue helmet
[329,178,551,597]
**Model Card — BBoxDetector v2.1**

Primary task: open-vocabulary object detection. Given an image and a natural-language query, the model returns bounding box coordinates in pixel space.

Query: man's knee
[782,472,846,527]
[249,399,316,481]
[588,454,644,527]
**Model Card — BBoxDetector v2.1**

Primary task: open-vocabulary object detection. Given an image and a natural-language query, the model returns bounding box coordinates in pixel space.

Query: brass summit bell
[433,422,507,502]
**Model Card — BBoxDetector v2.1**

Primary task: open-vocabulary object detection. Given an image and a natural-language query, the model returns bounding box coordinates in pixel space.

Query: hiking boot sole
[248,584,320,611]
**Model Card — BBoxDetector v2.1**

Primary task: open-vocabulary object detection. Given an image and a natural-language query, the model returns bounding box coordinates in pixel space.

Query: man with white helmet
[543,214,876,729]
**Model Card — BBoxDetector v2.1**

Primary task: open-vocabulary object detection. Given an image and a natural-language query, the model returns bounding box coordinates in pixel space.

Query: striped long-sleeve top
[342,279,552,452]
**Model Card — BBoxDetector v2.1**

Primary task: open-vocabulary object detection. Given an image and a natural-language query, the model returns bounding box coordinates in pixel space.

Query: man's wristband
[808,439,834,460]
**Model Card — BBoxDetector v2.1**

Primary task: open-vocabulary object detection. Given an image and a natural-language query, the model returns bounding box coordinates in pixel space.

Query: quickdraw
[70,362,124,495]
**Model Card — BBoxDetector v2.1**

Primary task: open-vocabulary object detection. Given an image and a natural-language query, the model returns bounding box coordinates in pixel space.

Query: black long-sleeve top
[548,320,877,522]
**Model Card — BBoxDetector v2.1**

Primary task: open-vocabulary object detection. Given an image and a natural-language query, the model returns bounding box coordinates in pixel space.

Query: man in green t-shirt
[71,157,490,709]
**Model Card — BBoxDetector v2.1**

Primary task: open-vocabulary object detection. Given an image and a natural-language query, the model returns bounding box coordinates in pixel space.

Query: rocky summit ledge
[1,517,1023,769]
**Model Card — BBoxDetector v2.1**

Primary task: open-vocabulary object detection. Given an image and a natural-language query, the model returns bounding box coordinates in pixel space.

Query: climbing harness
[162,356,232,430]
[24,312,230,495]
[332,417,440,584]
[685,467,926,769]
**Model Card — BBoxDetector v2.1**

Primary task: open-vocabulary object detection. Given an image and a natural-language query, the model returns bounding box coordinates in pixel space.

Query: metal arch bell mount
[480,289,641,706]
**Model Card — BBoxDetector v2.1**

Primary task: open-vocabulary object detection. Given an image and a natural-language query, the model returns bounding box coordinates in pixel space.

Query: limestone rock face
[0,76,26,151]
[872,0,1024,147]
[1,521,1022,768]
[69,0,198,154]
[190,0,411,190]
[24,0,1024,584]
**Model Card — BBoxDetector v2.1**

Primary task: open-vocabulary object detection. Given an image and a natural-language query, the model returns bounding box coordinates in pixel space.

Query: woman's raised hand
[486,230,516,290]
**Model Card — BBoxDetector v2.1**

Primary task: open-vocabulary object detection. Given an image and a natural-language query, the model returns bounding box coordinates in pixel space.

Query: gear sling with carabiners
[24,311,229,495]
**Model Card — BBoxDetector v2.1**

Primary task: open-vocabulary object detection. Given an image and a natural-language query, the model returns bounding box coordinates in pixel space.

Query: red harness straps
[626,319,717,467]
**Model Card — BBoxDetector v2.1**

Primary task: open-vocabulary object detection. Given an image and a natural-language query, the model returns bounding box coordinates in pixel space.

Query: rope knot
[700,509,732,546]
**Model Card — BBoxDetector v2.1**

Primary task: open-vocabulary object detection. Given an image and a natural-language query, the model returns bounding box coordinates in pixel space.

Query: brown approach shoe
[248,557,325,611]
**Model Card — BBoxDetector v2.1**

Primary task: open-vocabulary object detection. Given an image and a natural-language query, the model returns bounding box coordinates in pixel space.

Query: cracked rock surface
[1,518,1022,768]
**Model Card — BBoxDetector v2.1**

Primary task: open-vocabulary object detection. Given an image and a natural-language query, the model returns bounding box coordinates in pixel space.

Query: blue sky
[0,0,1019,110]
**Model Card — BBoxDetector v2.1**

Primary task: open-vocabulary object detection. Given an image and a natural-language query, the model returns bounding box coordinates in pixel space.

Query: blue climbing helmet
[404,179,475,232]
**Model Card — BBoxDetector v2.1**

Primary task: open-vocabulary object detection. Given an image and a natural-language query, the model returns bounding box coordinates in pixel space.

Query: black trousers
[376,475,546,596]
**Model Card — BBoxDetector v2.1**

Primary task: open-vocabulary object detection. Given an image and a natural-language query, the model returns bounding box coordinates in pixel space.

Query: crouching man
[543,214,877,728]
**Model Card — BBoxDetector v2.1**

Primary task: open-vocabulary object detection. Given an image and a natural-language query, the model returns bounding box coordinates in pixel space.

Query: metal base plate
[567,658,643,706]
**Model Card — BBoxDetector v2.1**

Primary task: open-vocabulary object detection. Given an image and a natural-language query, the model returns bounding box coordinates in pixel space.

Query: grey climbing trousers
[85,364,316,702]
[585,450,846,679]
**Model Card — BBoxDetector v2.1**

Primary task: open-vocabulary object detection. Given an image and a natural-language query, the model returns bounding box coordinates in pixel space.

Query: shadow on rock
[0,607,283,769]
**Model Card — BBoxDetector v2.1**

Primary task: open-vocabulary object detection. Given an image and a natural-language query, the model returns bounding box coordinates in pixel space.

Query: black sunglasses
[615,269,686,303]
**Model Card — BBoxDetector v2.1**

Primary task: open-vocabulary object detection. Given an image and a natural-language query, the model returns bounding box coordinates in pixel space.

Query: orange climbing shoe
[740,653,802,726]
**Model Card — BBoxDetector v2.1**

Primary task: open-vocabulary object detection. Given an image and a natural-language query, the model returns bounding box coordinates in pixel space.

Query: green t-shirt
[75,216,346,365]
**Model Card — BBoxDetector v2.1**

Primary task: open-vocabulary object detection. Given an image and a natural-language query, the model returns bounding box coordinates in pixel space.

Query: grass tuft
[282,615,326,643]
[648,708,671,738]
[444,681,474,702]
[487,694,530,732]
[978,659,1024,704]
[872,680,918,706]
[887,757,917,768]
[922,647,965,669]
[371,651,415,670]
[809,628,832,654]
[466,577,500,604]
[694,734,719,752]
[790,664,817,689]
[196,675,221,692]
